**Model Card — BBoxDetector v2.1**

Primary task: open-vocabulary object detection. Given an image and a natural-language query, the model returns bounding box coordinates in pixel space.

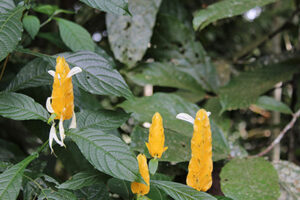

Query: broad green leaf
[68,128,140,182]
[38,189,77,200]
[22,15,40,39]
[121,93,230,161]
[0,161,12,172]
[193,0,276,30]
[220,157,280,200]
[0,154,38,200]
[6,58,52,92]
[55,18,95,52]
[74,182,109,200]
[129,62,204,93]
[73,87,102,111]
[0,6,25,62]
[106,0,162,67]
[16,49,133,99]
[77,109,129,131]
[173,89,206,104]
[58,171,102,190]
[0,0,15,13]
[219,60,300,111]
[215,196,233,200]
[273,160,300,199]
[149,159,158,175]
[80,0,129,15]
[107,178,133,200]
[0,92,49,122]
[33,4,74,16]
[255,96,292,114]
[148,0,219,92]
[151,180,217,200]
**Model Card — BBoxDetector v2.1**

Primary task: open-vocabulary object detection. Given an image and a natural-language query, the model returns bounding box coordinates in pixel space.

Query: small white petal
[176,113,195,124]
[69,112,77,129]
[46,97,54,113]
[49,122,64,153]
[59,116,65,143]
[143,122,151,128]
[207,111,211,117]
[67,67,82,78]
[48,70,55,77]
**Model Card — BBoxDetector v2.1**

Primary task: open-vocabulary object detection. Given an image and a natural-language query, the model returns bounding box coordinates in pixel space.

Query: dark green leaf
[148,0,219,92]
[74,182,109,200]
[77,109,129,131]
[6,58,52,92]
[33,5,73,16]
[0,154,38,200]
[23,15,40,39]
[255,96,292,114]
[0,92,49,122]
[219,60,300,111]
[56,18,95,52]
[68,128,140,182]
[0,0,15,13]
[0,6,25,62]
[106,0,161,66]
[0,161,12,172]
[38,189,77,200]
[273,160,300,199]
[58,171,103,190]
[107,178,133,200]
[149,159,158,175]
[193,0,276,30]
[73,87,102,111]
[151,180,217,200]
[129,62,204,93]
[220,157,280,200]
[80,0,129,15]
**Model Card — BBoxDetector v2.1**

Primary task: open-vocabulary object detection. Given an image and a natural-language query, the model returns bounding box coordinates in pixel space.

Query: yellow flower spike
[176,109,213,192]
[145,112,168,159]
[46,56,82,152]
[131,154,150,196]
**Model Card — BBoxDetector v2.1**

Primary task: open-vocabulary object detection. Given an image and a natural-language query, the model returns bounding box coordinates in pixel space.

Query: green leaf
[55,18,95,52]
[129,62,204,93]
[107,178,133,200]
[273,160,300,199]
[220,157,280,200]
[106,0,161,67]
[121,93,230,161]
[255,96,292,114]
[6,58,52,92]
[0,154,38,200]
[22,15,40,39]
[219,60,300,111]
[80,0,129,15]
[193,0,276,30]
[73,87,102,111]
[148,0,219,92]
[74,182,109,200]
[58,171,102,190]
[0,6,25,62]
[149,159,158,175]
[0,92,49,122]
[151,180,217,200]
[0,0,15,13]
[0,161,12,172]
[68,128,140,182]
[38,189,77,200]
[16,49,133,99]
[77,109,129,131]
[33,4,74,16]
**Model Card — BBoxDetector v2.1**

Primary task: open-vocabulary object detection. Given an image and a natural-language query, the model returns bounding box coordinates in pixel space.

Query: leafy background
[0,0,300,199]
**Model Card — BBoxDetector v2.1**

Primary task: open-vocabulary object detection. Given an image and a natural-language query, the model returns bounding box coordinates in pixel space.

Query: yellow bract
[51,56,74,120]
[186,109,213,191]
[146,112,168,159]
[131,154,150,195]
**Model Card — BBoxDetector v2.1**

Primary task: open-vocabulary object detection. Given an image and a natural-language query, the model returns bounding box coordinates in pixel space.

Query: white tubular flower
[49,122,64,153]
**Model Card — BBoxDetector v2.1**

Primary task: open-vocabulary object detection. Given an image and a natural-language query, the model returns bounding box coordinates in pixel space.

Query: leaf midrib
[0,6,23,33]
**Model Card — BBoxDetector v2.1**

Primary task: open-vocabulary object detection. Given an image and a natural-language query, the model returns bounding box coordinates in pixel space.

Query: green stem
[37,140,49,154]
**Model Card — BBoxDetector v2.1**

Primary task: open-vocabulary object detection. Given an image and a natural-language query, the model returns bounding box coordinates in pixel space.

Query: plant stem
[37,140,49,154]
[0,54,10,82]
[253,109,300,157]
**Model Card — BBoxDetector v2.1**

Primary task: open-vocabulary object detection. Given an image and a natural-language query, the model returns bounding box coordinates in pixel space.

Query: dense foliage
[0,0,300,199]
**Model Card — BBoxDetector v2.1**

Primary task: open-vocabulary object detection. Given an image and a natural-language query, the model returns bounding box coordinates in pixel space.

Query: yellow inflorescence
[131,154,150,195]
[186,109,213,192]
[51,56,74,120]
[146,112,168,159]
